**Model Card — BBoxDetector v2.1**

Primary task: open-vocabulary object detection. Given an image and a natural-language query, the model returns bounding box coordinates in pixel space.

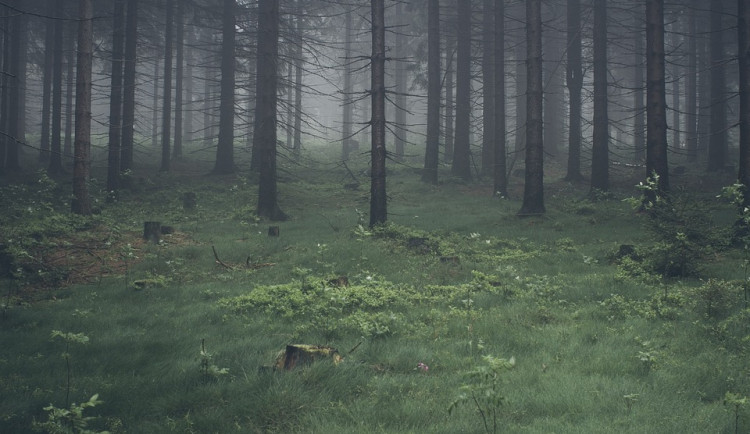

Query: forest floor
[1,148,748,433]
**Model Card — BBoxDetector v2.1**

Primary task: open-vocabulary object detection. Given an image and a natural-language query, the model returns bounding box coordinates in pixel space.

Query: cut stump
[275,344,342,370]
[143,221,161,244]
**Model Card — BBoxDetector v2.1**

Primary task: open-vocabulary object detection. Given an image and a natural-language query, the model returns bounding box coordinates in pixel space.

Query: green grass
[1,149,749,433]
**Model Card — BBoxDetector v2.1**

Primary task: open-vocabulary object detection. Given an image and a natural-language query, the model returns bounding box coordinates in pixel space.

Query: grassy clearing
[1,149,749,433]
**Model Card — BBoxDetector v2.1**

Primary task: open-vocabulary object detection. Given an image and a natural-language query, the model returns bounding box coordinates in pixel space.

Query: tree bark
[739,0,750,206]
[292,10,303,159]
[255,0,287,221]
[493,0,506,197]
[72,0,93,216]
[393,1,406,163]
[369,0,387,226]
[213,0,236,174]
[173,0,184,159]
[565,0,584,182]
[708,0,727,171]
[107,0,126,192]
[481,0,494,177]
[342,8,354,161]
[48,0,65,176]
[645,0,669,193]
[160,0,174,172]
[422,0,440,185]
[685,0,698,162]
[40,7,54,163]
[63,23,75,163]
[633,12,646,163]
[121,0,139,173]
[452,0,472,181]
[519,0,544,216]
[590,0,609,193]
[444,34,455,163]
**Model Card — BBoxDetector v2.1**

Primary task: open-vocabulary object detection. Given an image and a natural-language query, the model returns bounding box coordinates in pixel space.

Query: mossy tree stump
[275,345,341,370]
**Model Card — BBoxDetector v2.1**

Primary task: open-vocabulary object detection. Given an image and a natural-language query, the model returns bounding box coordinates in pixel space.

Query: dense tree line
[0,0,749,224]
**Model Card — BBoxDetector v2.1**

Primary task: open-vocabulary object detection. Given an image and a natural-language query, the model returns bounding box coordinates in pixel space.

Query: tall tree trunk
[634,15,646,162]
[739,0,750,207]
[173,0,184,159]
[422,0,440,184]
[48,0,65,176]
[493,0,506,196]
[3,3,23,171]
[72,0,93,215]
[370,0,387,226]
[393,1,406,162]
[452,0,472,180]
[255,0,286,220]
[481,0,494,177]
[590,0,609,193]
[64,23,75,163]
[519,0,544,216]
[160,0,174,172]
[444,35,455,163]
[646,0,669,193]
[565,0,584,181]
[15,7,27,158]
[685,0,698,162]
[152,57,160,149]
[543,7,564,159]
[107,0,125,192]
[670,21,681,152]
[697,24,711,159]
[121,0,138,173]
[184,23,194,145]
[514,33,526,155]
[214,0,235,174]
[342,8,354,161]
[40,8,54,163]
[708,0,727,171]
[292,10,303,159]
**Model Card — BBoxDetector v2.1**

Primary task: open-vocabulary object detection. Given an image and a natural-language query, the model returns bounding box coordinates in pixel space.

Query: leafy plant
[32,394,109,434]
[724,392,748,434]
[449,355,515,434]
[199,338,229,381]
[51,331,89,408]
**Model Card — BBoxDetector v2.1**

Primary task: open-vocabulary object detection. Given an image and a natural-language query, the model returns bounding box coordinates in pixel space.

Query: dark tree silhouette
[120,0,139,173]
[370,0,387,226]
[481,0,494,177]
[633,12,646,163]
[422,0,440,185]
[341,8,354,161]
[107,0,125,192]
[213,0,236,174]
[645,0,669,193]
[48,0,65,176]
[451,0,471,181]
[708,0,727,171]
[173,0,185,159]
[160,0,174,172]
[519,0,545,216]
[493,0,507,197]
[590,0,609,193]
[565,0,584,182]
[685,0,698,162]
[72,0,93,215]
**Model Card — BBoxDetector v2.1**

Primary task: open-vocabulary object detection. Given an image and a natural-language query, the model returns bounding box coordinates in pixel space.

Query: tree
[451,0,472,181]
[708,0,728,171]
[370,0,387,226]
[255,0,287,221]
[392,1,407,162]
[493,0,507,196]
[213,0,236,174]
[39,6,54,163]
[48,0,65,176]
[633,10,646,162]
[565,0,584,182]
[739,0,750,206]
[685,0,698,162]
[341,7,354,161]
[173,0,185,159]
[422,0,440,184]
[481,0,494,177]
[160,0,174,172]
[519,0,545,216]
[72,0,93,215]
[107,0,125,192]
[645,0,669,193]
[590,0,609,193]
[120,0,139,173]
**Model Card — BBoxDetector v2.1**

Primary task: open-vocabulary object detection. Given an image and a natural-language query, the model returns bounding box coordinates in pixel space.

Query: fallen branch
[211,245,233,270]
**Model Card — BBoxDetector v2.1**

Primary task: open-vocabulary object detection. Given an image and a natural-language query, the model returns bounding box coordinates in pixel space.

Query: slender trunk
[685,0,698,162]
[481,0,494,177]
[160,0,174,172]
[671,22,681,152]
[514,33,526,155]
[708,0,727,171]
[393,2,406,162]
[72,0,93,215]
[64,23,75,163]
[152,57,160,150]
[451,0,472,180]
[590,0,609,193]
[739,0,750,206]
[342,8,354,161]
[565,0,584,181]
[634,17,646,162]
[107,0,125,192]
[422,0,440,184]
[40,8,54,162]
[646,0,669,192]
[519,0,544,216]
[214,0,235,174]
[173,0,184,159]
[292,12,303,159]
[121,0,138,172]
[48,0,65,176]
[444,35,455,163]
[184,23,193,144]
[370,0,387,226]
[493,0,506,196]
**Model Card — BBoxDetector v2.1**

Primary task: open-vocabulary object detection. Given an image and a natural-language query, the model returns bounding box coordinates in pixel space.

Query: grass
[1,146,749,433]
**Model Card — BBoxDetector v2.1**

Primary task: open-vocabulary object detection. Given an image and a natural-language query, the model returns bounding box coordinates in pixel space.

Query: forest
[1,0,750,432]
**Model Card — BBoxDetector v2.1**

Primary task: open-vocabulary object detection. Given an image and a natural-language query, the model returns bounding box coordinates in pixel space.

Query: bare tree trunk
[444,35,455,163]
[72,0,93,215]
[173,0,184,159]
[646,0,669,193]
[493,0,506,196]
[634,16,646,163]
[40,7,54,163]
[152,57,160,150]
[708,0,727,171]
[184,22,194,145]
[64,23,75,163]
[342,8,354,161]
[739,0,750,206]
[590,0,609,193]
[514,32,526,155]
[213,0,235,174]
[451,0,472,181]
[393,1,406,162]
[481,0,494,177]
[422,0,440,184]
[255,0,286,220]
[48,0,65,176]
[519,0,544,216]
[160,0,174,172]
[565,0,584,181]
[292,10,303,159]
[685,0,698,162]
[3,2,23,171]
[121,0,138,173]
[370,0,387,226]
[107,0,125,192]
[670,21,681,152]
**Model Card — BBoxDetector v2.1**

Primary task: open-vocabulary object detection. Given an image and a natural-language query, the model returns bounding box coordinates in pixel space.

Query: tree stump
[268,226,280,237]
[143,221,161,244]
[275,344,342,370]
[182,192,197,210]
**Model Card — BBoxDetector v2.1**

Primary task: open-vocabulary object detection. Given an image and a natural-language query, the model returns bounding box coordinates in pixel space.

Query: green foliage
[724,392,749,434]
[32,394,109,434]
[199,339,229,380]
[449,355,516,434]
